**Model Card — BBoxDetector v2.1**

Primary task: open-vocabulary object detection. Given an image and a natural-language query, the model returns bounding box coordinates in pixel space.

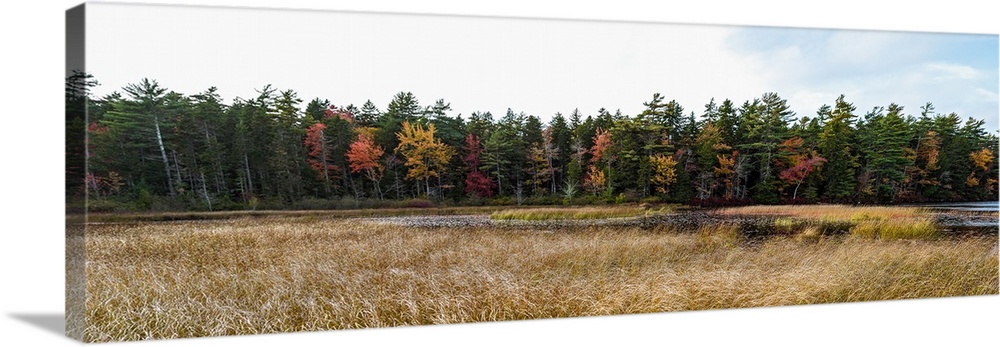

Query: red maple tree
[304,123,338,184]
[779,155,826,200]
[590,128,612,164]
[346,132,386,199]
[463,134,496,198]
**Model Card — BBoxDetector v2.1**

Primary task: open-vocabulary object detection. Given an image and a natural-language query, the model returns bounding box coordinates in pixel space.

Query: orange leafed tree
[347,132,385,199]
[590,127,612,164]
[304,123,338,188]
[395,121,455,197]
[715,150,737,200]
[583,165,606,195]
[583,128,613,196]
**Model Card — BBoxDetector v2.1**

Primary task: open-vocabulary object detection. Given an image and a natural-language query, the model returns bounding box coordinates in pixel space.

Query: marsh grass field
[74,204,999,342]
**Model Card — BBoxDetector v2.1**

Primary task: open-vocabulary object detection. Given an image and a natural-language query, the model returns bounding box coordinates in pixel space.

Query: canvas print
[66,2,999,343]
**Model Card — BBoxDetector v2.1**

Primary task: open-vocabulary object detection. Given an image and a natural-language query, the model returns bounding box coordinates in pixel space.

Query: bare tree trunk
[200,170,212,211]
[495,157,503,196]
[154,116,175,196]
[320,130,331,194]
[174,150,190,194]
[243,151,253,196]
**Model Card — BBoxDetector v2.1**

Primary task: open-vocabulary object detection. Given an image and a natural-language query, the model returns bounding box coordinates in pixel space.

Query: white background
[1,1,998,346]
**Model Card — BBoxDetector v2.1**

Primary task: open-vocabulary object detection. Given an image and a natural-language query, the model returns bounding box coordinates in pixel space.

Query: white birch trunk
[154,116,175,196]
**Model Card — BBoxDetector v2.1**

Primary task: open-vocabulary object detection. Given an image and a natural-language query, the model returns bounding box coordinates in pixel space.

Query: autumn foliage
[649,153,678,194]
[463,134,496,198]
[304,123,337,182]
[590,127,612,164]
[776,137,826,199]
[77,72,998,210]
[395,121,455,196]
[583,165,606,195]
[347,133,384,174]
[347,132,386,198]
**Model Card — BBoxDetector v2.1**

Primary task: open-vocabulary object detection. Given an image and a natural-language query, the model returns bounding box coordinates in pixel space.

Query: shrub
[291,198,335,210]
[400,198,436,208]
[779,197,812,205]
[487,196,515,206]
[527,195,561,206]
[690,197,754,207]
[640,196,662,204]
[615,193,628,204]
[86,199,135,213]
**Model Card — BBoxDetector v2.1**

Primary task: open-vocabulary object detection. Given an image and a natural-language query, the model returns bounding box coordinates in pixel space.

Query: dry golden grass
[718,204,944,239]
[717,204,924,222]
[490,205,673,220]
[83,218,998,342]
[850,219,938,240]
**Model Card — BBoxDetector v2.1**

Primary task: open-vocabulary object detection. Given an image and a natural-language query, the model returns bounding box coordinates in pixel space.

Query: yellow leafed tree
[967,148,994,189]
[395,121,455,196]
[649,153,678,194]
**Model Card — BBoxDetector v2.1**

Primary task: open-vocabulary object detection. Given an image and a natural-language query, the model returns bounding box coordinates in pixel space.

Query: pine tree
[66,71,98,198]
[869,104,913,202]
[304,98,330,124]
[818,95,859,201]
[548,113,573,188]
[99,78,178,197]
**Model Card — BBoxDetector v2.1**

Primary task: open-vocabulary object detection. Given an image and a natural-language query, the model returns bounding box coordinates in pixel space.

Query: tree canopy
[75,74,999,211]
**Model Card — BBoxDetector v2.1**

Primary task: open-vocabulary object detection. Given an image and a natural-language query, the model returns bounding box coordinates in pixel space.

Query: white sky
[2,2,999,347]
[86,2,998,130]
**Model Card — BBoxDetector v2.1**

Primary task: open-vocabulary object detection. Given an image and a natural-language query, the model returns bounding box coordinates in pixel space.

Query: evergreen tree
[818,95,859,201]
[868,104,913,202]
[304,98,330,124]
[356,100,381,127]
[99,78,178,197]
[66,71,98,198]
[548,112,573,188]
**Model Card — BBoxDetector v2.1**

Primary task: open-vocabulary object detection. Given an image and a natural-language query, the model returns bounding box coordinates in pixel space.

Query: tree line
[66,72,999,211]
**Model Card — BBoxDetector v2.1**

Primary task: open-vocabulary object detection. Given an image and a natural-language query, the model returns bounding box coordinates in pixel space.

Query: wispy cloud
[923,62,981,80]
[727,27,998,129]
[973,88,999,102]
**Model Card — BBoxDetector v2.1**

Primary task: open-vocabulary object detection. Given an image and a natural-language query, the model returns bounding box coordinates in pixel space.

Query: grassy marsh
[716,204,925,222]
[82,213,998,342]
[717,204,949,240]
[490,205,676,221]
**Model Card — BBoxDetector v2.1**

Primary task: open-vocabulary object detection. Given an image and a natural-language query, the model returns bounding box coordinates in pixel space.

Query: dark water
[915,201,999,213]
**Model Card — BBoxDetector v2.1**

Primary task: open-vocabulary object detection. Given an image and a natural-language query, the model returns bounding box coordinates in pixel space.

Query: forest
[65,72,999,212]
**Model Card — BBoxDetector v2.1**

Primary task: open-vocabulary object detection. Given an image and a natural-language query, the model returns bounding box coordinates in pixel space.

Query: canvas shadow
[9,313,64,337]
